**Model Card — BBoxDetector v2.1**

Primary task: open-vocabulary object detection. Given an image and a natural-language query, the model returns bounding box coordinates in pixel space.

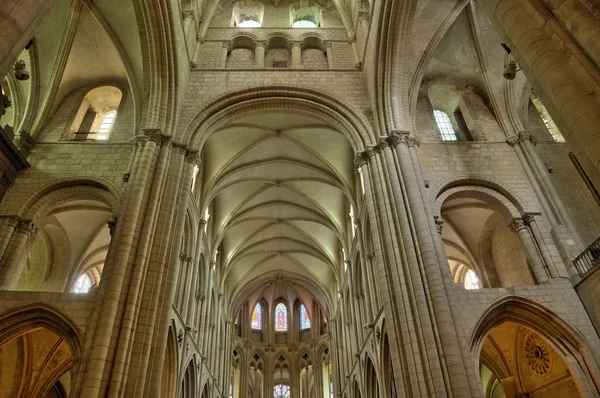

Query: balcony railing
[574,237,600,279]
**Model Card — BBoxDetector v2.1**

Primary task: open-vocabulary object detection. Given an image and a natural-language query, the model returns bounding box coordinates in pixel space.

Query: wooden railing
[574,237,600,279]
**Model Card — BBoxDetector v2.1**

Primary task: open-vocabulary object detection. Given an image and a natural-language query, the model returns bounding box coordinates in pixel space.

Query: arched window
[433,110,457,141]
[251,302,262,330]
[292,20,317,28]
[96,111,116,140]
[530,91,565,142]
[238,20,261,27]
[464,269,481,290]
[73,274,92,293]
[275,303,287,331]
[299,304,311,330]
[274,384,291,398]
[232,0,264,28]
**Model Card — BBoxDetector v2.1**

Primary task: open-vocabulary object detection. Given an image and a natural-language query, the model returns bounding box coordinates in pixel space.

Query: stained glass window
[299,304,311,330]
[274,384,290,398]
[275,303,287,331]
[251,302,262,330]
[329,381,334,398]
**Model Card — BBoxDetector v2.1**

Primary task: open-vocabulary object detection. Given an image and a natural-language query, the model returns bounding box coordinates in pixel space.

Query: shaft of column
[291,41,302,68]
[0,220,37,289]
[254,42,266,68]
[523,214,563,279]
[0,217,20,265]
[323,42,334,69]
[221,41,231,68]
[347,35,361,68]
[511,218,550,284]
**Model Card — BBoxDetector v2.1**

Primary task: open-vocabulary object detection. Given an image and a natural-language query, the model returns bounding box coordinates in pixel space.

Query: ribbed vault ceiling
[203,112,355,310]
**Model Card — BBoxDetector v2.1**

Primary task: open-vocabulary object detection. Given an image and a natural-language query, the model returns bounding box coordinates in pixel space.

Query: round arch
[179,86,375,151]
[470,296,600,396]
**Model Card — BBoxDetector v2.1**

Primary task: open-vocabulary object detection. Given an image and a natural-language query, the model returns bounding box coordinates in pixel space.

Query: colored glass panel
[275,303,287,331]
[251,303,262,330]
[274,384,290,398]
[299,304,311,329]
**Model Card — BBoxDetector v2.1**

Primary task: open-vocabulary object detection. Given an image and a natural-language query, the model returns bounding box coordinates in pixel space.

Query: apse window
[251,302,262,330]
[433,110,457,141]
[275,303,288,331]
[73,274,92,293]
[96,111,116,140]
[274,384,291,398]
[299,304,311,329]
[232,1,264,28]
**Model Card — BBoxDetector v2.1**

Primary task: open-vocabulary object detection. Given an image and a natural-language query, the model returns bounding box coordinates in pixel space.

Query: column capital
[173,142,188,154]
[186,150,200,165]
[510,218,527,232]
[357,11,370,23]
[323,40,332,50]
[522,213,540,225]
[107,217,118,236]
[161,135,173,147]
[4,216,21,228]
[197,34,206,43]
[347,34,356,44]
[182,10,195,21]
[290,40,302,49]
[255,40,267,49]
[507,132,537,147]
[222,41,231,51]
[143,128,163,145]
[434,216,444,234]
[17,220,38,236]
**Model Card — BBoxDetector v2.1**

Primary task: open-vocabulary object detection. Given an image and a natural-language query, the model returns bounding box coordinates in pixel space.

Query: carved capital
[522,213,536,225]
[122,172,130,183]
[17,131,34,155]
[182,10,195,21]
[161,135,173,147]
[197,34,206,43]
[143,129,163,144]
[290,40,302,49]
[255,40,267,49]
[357,11,370,23]
[323,40,332,51]
[5,216,21,228]
[222,41,231,51]
[199,219,207,227]
[107,217,118,236]
[354,152,368,168]
[180,253,188,261]
[510,218,527,232]
[434,216,444,234]
[17,220,38,236]
[186,150,200,165]
[507,132,537,147]
[347,35,356,44]
[173,142,188,154]
[130,135,150,147]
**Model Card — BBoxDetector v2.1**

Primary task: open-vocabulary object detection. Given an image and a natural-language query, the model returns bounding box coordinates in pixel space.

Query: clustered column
[0,219,38,290]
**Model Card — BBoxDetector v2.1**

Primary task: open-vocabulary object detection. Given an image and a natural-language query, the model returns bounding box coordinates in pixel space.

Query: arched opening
[248,352,265,398]
[472,298,600,396]
[16,197,113,292]
[0,306,82,398]
[162,326,177,398]
[437,187,535,288]
[479,323,578,397]
[364,356,379,398]
[180,360,197,398]
[70,86,123,141]
[353,379,361,398]
[232,0,264,27]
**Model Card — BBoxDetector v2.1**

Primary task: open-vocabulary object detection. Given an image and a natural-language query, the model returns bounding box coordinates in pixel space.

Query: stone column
[348,35,361,68]
[254,41,266,68]
[0,0,55,79]
[221,41,231,68]
[510,218,550,284]
[0,217,20,262]
[291,41,302,69]
[523,213,560,279]
[323,41,334,69]
[182,10,195,35]
[357,12,370,39]
[0,219,38,289]
[477,0,600,189]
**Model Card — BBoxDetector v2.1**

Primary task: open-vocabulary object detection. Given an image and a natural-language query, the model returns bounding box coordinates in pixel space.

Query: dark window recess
[453,110,473,141]
[569,152,600,206]
[78,108,96,133]
[273,61,287,68]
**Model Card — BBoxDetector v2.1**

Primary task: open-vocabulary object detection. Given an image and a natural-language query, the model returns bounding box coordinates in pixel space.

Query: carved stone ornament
[177,330,184,345]
[525,333,551,375]
[434,216,444,234]
[122,172,130,183]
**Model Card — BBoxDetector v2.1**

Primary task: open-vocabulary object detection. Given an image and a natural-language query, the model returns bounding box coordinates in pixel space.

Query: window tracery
[274,383,290,398]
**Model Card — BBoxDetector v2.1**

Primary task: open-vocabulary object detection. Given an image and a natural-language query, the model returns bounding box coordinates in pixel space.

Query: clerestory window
[73,274,92,293]
[433,110,457,142]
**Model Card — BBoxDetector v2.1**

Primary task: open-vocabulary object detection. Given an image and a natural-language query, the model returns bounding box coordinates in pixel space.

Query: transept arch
[470,297,600,396]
